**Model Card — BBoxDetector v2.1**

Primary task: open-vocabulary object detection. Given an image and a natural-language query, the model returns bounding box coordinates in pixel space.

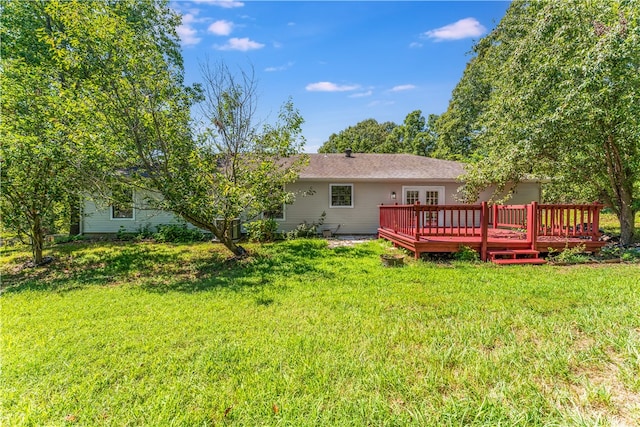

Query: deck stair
[488,249,546,265]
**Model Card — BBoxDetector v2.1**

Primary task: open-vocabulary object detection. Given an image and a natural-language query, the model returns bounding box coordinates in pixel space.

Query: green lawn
[599,211,640,238]
[2,239,639,426]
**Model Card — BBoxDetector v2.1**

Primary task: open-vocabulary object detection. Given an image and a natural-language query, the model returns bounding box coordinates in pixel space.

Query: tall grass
[2,240,639,425]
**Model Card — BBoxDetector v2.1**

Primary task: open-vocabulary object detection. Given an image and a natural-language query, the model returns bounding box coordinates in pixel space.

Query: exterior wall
[280,181,467,235]
[82,190,192,234]
[279,180,542,235]
[83,181,542,236]
[477,182,542,205]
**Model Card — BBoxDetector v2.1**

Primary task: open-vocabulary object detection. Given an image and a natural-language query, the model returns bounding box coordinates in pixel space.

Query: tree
[443,1,639,244]
[43,0,306,256]
[139,62,307,256]
[0,0,107,264]
[431,54,491,161]
[318,118,397,153]
[384,110,438,156]
[318,110,439,156]
[2,0,305,259]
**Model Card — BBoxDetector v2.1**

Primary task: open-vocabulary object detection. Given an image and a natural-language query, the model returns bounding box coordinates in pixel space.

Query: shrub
[54,234,86,244]
[548,244,590,264]
[621,248,640,262]
[245,218,280,242]
[454,245,480,262]
[153,224,205,243]
[116,226,137,241]
[286,212,326,240]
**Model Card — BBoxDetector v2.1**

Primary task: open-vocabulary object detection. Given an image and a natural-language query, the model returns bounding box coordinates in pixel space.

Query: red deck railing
[492,204,527,228]
[414,204,484,237]
[379,202,603,260]
[537,203,601,239]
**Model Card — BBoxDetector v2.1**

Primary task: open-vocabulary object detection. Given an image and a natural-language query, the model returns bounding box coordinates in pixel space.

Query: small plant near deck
[454,245,480,262]
[548,244,590,264]
[621,248,640,262]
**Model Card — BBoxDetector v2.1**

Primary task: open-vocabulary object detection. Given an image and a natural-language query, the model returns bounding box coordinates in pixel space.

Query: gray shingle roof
[298,153,466,181]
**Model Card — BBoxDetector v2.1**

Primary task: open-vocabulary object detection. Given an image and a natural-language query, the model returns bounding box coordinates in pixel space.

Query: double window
[330,184,353,208]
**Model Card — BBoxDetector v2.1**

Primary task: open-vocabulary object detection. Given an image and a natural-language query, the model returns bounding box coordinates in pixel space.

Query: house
[277,152,541,235]
[80,152,542,237]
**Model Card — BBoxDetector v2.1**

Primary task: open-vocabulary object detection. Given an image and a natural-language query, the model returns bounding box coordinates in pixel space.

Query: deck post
[415,201,421,240]
[527,202,538,250]
[492,204,498,229]
[480,202,489,261]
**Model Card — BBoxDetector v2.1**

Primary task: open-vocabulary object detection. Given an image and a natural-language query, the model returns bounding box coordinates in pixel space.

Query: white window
[263,204,285,221]
[406,190,420,205]
[330,184,353,208]
[110,187,134,220]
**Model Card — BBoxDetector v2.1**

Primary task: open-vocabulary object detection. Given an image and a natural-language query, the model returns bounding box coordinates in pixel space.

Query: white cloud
[349,90,373,98]
[214,37,265,51]
[181,13,198,25]
[208,20,234,35]
[409,42,423,48]
[192,0,244,8]
[305,82,360,92]
[390,84,416,92]
[424,17,486,41]
[265,61,294,72]
[177,24,201,46]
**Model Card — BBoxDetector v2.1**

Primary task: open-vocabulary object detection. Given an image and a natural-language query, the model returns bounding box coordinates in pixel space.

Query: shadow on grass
[1,239,377,295]
[143,239,337,293]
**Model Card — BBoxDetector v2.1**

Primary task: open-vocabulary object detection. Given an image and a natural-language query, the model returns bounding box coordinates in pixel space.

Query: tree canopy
[1,0,110,263]
[438,0,639,244]
[318,118,396,154]
[2,0,306,259]
[318,110,437,156]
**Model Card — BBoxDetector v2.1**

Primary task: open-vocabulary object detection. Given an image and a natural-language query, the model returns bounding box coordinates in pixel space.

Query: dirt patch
[326,235,377,249]
[569,346,640,426]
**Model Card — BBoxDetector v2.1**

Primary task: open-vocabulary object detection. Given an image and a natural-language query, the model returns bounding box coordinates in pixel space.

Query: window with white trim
[406,190,420,205]
[111,187,134,219]
[263,204,285,220]
[330,184,353,208]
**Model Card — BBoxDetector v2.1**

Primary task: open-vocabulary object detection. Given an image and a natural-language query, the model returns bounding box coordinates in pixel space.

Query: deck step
[488,249,545,265]
[492,258,547,265]
[488,249,539,258]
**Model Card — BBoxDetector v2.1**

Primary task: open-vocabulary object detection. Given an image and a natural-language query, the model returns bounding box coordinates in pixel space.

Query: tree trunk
[221,236,246,257]
[31,216,45,265]
[618,204,636,246]
[69,195,81,235]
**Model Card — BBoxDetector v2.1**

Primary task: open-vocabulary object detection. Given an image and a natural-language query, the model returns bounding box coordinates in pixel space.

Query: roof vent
[345,148,352,158]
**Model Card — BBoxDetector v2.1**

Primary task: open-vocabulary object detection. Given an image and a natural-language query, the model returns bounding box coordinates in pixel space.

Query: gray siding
[83,181,542,236]
[82,190,192,234]
[279,180,542,235]
[280,181,464,235]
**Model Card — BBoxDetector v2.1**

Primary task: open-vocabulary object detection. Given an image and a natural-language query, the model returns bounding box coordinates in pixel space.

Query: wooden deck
[378,202,606,262]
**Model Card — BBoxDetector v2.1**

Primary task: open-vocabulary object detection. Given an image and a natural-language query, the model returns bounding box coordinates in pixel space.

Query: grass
[599,211,640,239]
[2,239,640,426]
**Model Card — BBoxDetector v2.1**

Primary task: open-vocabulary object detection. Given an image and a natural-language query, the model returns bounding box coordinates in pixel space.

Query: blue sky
[172,1,510,152]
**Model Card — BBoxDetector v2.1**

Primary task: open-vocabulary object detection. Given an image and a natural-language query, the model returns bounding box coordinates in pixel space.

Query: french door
[402,186,445,226]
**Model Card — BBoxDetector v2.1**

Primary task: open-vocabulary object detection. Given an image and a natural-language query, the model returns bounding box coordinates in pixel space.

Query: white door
[402,186,445,226]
